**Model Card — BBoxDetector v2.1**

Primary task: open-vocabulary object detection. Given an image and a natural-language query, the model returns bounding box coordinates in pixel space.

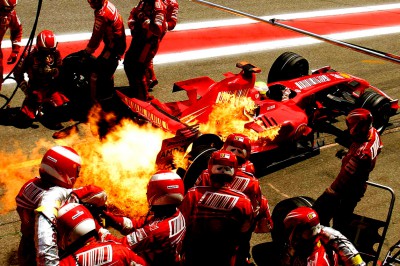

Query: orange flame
[199,92,280,141]
[1,95,280,217]
[0,111,174,219]
[62,118,174,218]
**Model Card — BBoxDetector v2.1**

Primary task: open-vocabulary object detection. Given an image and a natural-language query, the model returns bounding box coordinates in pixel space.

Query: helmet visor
[210,164,235,176]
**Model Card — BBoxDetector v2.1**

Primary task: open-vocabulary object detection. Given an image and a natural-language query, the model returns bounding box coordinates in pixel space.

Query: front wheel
[357,91,392,134]
[268,52,309,84]
[182,146,218,192]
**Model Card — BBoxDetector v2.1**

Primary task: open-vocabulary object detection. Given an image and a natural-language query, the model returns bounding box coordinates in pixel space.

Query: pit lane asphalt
[1,0,400,265]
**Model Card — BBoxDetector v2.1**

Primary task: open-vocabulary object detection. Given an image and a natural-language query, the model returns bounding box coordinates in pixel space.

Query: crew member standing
[145,0,179,91]
[84,0,126,102]
[0,0,22,91]
[313,108,383,235]
[124,0,167,101]
[180,150,254,266]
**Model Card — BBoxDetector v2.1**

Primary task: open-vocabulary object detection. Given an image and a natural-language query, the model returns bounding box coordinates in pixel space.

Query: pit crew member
[14,30,69,128]
[0,0,22,91]
[180,150,254,266]
[99,170,186,266]
[84,0,126,101]
[57,203,148,266]
[313,108,383,234]
[25,146,108,266]
[124,0,167,101]
[281,206,365,266]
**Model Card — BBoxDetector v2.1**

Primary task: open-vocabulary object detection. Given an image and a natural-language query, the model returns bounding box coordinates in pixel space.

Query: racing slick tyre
[191,133,224,151]
[182,145,218,192]
[267,51,309,84]
[357,91,392,133]
[61,51,96,121]
[271,196,316,249]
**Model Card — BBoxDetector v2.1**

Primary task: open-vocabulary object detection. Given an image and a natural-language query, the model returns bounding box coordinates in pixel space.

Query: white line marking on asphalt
[3,3,400,47]
[3,4,400,84]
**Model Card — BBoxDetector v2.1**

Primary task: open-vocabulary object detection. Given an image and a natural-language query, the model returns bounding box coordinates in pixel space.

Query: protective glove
[127,18,135,31]
[102,210,133,235]
[335,148,347,159]
[50,68,59,77]
[348,254,366,266]
[7,51,18,64]
[142,18,150,29]
[137,12,146,21]
[254,216,273,233]
[19,80,29,96]
[38,65,51,75]
[254,197,273,233]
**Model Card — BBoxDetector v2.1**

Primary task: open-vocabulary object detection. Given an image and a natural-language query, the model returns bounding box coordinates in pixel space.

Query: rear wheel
[268,52,310,83]
[271,196,316,249]
[357,91,391,133]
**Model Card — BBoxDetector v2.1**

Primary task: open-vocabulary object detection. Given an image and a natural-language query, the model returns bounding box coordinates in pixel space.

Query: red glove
[254,196,273,233]
[102,210,133,235]
[73,185,107,207]
[7,51,18,64]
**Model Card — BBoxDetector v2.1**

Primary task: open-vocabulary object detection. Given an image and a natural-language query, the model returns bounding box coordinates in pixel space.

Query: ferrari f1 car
[115,51,398,185]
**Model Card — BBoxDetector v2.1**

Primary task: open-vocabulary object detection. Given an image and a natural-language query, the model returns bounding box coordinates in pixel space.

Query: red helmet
[208,150,238,184]
[39,146,82,189]
[147,170,185,206]
[283,207,321,247]
[87,0,106,9]
[222,133,252,161]
[346,108,373,141]
[57,203,96,250]
[36,30,57,50]
[0,0,17,13]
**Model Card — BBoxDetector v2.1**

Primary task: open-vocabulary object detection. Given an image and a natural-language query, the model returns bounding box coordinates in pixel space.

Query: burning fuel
[0,95,280,217]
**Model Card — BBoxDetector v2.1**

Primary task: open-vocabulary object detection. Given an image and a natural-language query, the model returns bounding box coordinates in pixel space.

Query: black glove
[7,51,18,64]
[335,149,347,159]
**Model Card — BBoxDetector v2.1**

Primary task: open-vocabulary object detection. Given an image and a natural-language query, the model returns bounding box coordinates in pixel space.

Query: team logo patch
[220,153,230,159]
[307,212,317,220]
[234,136,244,142]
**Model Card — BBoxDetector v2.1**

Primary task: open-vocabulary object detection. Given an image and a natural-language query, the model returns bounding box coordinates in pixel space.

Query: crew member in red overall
[145,0,179,91]
[0,0,22,91]
[84,0,126,101]
[281,207,365,266]
[313,108,382,234]
[15,146,107,266]
[194,133,273,265]
[14,30,69,128]
[180,150,254,266]
[57,203,148,266]
[124,0,167,100]
[100,170,186,266]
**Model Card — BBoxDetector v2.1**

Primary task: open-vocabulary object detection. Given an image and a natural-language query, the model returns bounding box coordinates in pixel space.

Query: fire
[199,92,280,142]
[0,112,174,219]
[62,118,174,218]
[0,139,53,214]
[0,94,280,218]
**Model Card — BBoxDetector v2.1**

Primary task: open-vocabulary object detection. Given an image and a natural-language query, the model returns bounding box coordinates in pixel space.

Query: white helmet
[146,170,185,206]
[39,146,82,189]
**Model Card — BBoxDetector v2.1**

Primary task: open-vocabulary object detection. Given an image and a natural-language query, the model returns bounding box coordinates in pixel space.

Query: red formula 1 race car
[116,51,398,187]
